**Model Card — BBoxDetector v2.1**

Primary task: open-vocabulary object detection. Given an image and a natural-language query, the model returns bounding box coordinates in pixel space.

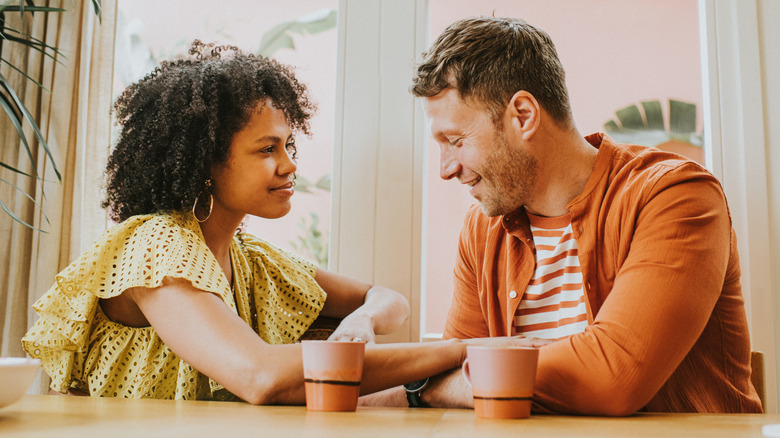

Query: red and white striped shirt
[512,212,588,340]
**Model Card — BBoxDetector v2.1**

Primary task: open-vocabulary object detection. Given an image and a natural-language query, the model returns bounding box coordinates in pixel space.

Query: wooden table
[0,395,777,437]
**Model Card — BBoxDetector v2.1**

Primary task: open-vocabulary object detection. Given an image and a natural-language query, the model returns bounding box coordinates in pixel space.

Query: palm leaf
[0,175,50,227]
[1,58,48,90]
[604,99,702,147]
[0,5,65,14]
[2,24,66,63]
[0,89,38,179]
[0,71,61,181]
[315,174,331,191]
[91,0,101,23]
[0,199,47,232]
[257,8,337,57]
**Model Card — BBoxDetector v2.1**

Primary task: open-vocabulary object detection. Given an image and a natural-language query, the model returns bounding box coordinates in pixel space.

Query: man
[363,16,762,415]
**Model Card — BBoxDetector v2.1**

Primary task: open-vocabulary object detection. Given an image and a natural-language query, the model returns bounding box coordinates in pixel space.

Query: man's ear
[506,91,540,140]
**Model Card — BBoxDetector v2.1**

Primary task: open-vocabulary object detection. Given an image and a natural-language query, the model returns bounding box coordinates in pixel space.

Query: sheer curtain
[0,0,117,393]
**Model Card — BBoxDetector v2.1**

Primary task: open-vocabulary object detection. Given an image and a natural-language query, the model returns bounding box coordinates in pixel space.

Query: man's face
[423,88,538,217]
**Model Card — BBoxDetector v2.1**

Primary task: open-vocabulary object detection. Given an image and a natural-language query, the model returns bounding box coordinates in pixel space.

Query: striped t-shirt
[512,212,588,340]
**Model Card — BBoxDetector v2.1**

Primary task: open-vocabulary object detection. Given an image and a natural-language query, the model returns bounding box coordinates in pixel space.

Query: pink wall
[424,0,702,333]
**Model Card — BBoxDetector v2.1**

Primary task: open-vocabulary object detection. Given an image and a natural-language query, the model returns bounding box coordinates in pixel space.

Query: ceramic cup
[301,340,366,412]
[462,346,539,419]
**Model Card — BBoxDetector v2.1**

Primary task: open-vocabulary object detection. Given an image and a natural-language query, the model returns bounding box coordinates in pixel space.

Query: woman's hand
[316,270,410,339]
[328,311,375,342]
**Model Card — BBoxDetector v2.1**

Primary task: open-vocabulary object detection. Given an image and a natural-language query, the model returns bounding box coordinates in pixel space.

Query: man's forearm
[359,368,473,409]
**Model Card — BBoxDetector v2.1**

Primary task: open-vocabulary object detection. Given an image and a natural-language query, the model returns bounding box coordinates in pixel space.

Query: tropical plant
[291,212,329,268]
[256,8,337,57]
[0,0,102,230]
[604,99,702,148]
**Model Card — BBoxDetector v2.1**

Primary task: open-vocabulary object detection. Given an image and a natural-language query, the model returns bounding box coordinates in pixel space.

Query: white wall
[700,0,779,413]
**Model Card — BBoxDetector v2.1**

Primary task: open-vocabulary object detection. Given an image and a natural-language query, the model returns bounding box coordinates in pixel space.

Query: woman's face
[209,101,298,222]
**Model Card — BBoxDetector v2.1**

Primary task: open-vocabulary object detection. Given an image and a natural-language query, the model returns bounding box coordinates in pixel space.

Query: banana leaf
[257,8,337,57]
[604,99,703,147]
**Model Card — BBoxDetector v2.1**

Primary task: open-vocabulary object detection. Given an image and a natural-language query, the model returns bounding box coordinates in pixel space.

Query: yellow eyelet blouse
[21,211,326,400]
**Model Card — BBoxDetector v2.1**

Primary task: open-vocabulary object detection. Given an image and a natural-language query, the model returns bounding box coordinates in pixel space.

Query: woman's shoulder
[235,233,318,276]
[58,210,222,299]
[106,211,200,240]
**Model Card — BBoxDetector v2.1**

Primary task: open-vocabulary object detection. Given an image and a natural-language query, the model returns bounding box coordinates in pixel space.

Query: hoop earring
[193,179,213,223]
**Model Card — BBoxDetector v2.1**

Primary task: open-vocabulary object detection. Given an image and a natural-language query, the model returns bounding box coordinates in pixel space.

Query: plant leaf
[1,25,65,63]
[0,71,61,181]
[0,6,65,13]
[1,58,49,91]
[294,174,314,193]
[641,101,664,130]
[0,199,48,232]
[0,89,39,179]
[669,99,696,134]
[257,8,337,57]
[615,104,644,130]
[0,175,50,223]
[91,0,102,23]
[0,160,34,178]
[314,174,331,191]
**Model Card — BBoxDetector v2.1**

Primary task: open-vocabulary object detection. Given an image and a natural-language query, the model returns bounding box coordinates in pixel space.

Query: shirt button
[509,290,518,299]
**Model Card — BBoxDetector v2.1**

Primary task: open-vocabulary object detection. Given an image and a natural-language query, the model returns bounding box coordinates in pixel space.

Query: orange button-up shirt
[444,133,762,415]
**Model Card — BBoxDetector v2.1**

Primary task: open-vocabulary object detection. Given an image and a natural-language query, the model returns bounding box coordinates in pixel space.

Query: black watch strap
[403,378,430,408]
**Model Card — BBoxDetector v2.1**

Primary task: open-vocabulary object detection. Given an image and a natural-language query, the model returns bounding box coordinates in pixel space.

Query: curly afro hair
[103,40,316,222]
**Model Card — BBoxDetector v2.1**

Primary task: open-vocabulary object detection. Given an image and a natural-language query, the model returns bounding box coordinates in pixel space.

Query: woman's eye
[261,146,275,155]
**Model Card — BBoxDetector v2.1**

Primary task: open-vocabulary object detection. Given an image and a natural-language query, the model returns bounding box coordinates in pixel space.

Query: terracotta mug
[301,340,366,411]
[462,346,539,419]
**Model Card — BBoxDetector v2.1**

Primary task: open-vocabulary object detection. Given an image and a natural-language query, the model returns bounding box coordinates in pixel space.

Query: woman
[22,41,469,404]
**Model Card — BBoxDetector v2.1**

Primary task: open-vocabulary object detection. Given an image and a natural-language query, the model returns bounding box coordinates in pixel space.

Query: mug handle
[462,358,472,386]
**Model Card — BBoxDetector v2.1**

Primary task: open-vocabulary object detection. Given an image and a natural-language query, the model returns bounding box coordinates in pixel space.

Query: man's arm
[359,368,473,408]
[360,337,554,408]
[532,173,733,415]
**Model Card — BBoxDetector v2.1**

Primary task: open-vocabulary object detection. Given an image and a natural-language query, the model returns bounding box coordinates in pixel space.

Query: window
[115,0,338,268]
[421,0,703,336]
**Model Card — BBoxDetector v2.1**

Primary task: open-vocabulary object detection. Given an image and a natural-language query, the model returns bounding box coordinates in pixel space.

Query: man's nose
[440,146,461,180]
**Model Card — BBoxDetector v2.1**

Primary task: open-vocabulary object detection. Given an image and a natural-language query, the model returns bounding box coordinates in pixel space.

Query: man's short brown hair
[411,17,573,129]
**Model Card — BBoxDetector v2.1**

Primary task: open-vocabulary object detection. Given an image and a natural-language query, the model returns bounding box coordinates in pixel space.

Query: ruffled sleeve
[22,212,232,395]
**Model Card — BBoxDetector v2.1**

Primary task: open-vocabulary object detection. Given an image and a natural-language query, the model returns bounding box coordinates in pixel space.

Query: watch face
[404,379,428,392]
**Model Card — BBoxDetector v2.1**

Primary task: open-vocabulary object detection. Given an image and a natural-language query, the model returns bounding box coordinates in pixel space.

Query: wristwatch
[403,378,430,408]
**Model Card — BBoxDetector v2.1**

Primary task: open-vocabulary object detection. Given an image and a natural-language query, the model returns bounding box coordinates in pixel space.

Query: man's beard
[474,129,538,217]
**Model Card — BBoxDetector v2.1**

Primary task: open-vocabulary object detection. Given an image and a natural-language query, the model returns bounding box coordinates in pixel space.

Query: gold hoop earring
[193,180,213,223]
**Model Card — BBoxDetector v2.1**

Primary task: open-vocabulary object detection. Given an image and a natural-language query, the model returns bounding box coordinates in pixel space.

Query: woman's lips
[270,181,295,196]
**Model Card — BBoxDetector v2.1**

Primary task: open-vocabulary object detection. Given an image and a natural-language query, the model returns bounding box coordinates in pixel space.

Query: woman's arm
[126,276,462,404]
[315,269,410,342]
